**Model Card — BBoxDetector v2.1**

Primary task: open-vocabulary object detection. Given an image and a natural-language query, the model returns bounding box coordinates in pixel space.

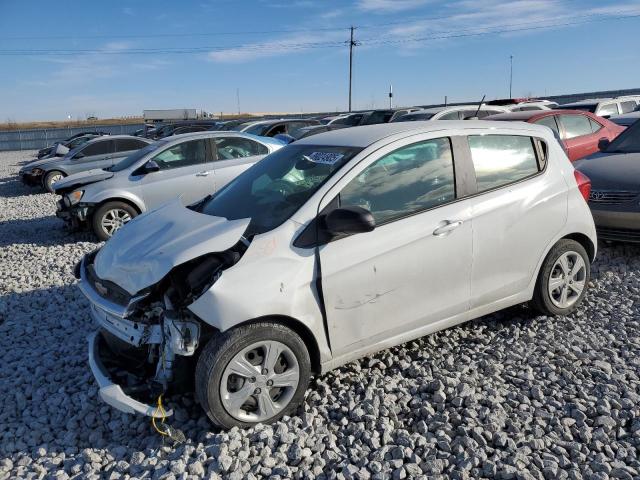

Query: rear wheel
[92,201,138,241]
[532,239,590,316]
[43,170,65,193]
[195,322,311,429]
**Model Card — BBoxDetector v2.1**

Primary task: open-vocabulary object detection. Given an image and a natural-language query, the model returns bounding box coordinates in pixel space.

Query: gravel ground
[0,149,639,480]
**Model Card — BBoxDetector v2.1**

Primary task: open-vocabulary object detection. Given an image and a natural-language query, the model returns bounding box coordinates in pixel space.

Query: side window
[439,111,461,120]
[214,137,268,160]
[468,135,540,193]
[598,103,619,117]
[534,116,560,134]
[339,138,455,224]
[589,118,603,133]
[151,139,207,170]
[286,122,312,137]
[74,140,113,158]
[620,101,637,114]
[559,114,593,139]
[267,124,287,136]
[115,139,147,152]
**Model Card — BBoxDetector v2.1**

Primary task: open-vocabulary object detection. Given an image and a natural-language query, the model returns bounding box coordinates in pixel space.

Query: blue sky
[1,0,639,121]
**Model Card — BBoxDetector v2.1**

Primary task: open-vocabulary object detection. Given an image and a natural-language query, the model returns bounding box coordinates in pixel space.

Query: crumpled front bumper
[55,199,92,226]
[87,331,172,418]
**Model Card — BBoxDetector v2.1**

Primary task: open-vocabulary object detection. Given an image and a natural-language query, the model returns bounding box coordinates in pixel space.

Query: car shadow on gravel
[0,216,97,247]
[0,175,43,198]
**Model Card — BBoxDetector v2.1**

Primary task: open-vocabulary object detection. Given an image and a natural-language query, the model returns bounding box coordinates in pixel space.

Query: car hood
[19,156,66,172]
[53,168,114,194]
[574,151,640,190]
[93,199,250,294]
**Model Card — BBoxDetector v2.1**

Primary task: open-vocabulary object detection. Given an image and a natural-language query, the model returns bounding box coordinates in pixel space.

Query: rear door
[138,138,213,208]
[68,139,115,173]
[557,113,599,161]
[466,134,567,308]
[210,136,270,191]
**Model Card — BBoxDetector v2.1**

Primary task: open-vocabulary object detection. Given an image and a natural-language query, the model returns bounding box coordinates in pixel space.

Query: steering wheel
[265,179,296,197]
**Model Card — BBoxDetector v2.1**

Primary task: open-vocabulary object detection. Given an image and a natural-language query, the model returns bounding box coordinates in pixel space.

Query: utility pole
[348,26,358,112]
[388,84,393,109]
[236,88,241,115]
[509,55,514,99]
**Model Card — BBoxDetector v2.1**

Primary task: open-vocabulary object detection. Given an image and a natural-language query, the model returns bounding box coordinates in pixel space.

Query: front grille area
[597,226,640,243]
[589,190,639,205]
[86,263,131,306]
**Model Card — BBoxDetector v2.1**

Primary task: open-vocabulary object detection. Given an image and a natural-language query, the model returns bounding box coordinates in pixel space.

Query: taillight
[574,170,591,201]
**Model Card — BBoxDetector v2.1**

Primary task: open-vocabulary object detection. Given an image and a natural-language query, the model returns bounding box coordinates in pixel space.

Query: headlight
[66,190,84,205]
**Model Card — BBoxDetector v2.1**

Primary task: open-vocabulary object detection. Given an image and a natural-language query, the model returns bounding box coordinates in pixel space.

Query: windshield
[198,144,362,236]
[605,120,640,153]
[243,123,270,136]
[392,113,435,122]
[556,104,597,113]
[109,142,163,172]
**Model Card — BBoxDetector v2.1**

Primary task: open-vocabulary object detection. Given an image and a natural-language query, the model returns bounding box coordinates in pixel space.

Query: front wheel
[91,201,138,241]
[532,239,590,316]
[195,322,311,429]
[44,170,65,193]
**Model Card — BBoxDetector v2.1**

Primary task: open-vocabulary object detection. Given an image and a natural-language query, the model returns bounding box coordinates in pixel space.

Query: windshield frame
[605,120,640,153]
[109,141,165,173]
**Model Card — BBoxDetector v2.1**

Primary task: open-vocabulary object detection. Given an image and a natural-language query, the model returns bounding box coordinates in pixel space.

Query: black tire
[195,322,311,429]
[91,201,138,241]
[43,170,65,193]
[532,239,590,316]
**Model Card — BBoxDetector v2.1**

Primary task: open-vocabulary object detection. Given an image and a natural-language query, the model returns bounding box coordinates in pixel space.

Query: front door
[138,138,214,209]
[318,136,473,356]
[68,139,116,173]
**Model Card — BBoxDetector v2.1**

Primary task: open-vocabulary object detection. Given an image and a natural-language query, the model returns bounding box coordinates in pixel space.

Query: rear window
[556,104,597,113]
[620,101,637,114]
[115,138,148,152]
[598,103,619,117]
[559,114,593,139]
[534,116,560,134]
[75,140,113,158]
[468,135,540,193]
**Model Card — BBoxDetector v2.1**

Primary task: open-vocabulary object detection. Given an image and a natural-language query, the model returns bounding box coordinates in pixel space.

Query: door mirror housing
[143,160,160,173]
[598,138,610,152]
[324,206,375,235]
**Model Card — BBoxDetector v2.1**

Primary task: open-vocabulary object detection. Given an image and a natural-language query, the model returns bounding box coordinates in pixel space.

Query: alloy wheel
[100,209,132,237]
[220,340,300,423]
[547,250,586,309]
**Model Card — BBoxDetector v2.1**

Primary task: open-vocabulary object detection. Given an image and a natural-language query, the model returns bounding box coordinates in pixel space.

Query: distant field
[0,117,145,132]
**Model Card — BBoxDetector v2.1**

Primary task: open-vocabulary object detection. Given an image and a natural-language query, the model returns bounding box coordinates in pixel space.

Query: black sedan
[575,121,640,242]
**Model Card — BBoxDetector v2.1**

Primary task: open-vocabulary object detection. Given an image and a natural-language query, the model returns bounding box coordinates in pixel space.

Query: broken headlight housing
[64,190,84,206]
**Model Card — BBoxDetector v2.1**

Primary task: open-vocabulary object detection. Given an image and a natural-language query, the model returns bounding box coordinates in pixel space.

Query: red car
[485,110,625,161]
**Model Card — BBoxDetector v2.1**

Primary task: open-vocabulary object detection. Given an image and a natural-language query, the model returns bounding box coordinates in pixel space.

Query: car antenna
[473,94,486,119]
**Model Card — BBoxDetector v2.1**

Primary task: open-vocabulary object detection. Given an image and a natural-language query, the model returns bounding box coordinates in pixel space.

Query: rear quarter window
[468,135,541,193]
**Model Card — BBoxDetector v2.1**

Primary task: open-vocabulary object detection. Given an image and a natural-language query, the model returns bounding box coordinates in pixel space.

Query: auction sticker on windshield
[305,152,344,165]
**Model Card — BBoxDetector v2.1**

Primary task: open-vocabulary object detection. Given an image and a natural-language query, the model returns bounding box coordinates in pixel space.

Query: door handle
[433,220,463,236]
[195,171,210,177]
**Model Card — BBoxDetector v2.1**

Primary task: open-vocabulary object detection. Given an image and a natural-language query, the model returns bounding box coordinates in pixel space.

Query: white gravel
[0,149,639,480]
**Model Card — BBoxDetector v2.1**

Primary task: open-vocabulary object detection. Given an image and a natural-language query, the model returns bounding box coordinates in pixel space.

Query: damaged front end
[77,241,248,417]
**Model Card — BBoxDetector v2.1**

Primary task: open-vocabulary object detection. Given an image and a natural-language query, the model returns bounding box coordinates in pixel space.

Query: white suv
[77,121,597,429]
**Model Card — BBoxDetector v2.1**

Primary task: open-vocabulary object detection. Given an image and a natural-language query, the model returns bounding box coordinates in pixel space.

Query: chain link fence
[0,123,144,151]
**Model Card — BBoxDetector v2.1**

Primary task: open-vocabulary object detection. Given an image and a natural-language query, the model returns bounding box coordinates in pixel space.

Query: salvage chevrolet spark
[77,121,597,429]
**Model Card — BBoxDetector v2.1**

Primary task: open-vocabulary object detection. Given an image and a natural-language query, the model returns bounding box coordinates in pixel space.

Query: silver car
[19,135,152,192]
[76,121,596,428]
[54,132,284,240]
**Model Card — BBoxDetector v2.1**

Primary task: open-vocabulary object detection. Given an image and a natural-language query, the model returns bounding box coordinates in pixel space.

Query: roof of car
[88,134,149,140]
[294,120,549,148]
[166,130,285,146]
[483,111,551,121]
[415,105,505,114]
[241,118,317,127]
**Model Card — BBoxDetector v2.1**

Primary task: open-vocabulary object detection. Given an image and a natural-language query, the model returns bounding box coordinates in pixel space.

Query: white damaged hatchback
[76,121,597,429]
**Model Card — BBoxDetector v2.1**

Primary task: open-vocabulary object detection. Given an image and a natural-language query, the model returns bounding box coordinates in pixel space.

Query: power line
[0,10,638,56]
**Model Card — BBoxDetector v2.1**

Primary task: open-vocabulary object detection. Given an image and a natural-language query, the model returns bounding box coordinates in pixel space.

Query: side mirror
[144,160,160,173]
[598,138,610,152]
[324,206,375,235]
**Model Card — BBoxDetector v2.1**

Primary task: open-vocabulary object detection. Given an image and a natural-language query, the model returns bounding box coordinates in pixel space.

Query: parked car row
[66,121,597,429]
[19,106,640,428]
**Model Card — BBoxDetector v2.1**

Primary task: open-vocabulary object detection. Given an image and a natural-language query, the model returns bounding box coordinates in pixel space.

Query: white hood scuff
[93,199,250,294]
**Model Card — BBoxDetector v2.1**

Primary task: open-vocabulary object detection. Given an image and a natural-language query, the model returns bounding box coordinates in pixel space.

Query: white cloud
[357,0,433,12]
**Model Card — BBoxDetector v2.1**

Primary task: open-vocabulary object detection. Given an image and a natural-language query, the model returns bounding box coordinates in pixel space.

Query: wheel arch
[229,315,322,375]
[562,232,596,262]
[94,197,143,215]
